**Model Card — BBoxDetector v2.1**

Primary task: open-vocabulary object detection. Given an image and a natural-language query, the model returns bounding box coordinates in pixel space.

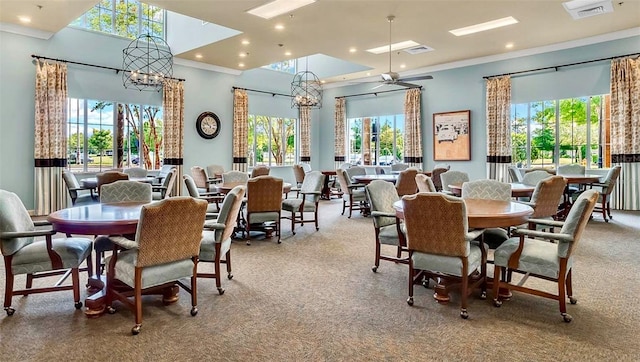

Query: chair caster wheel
[422,280,430,288]
[562,313,573,323]
[227,273,234,280]
[5,307,15,316]
[371,266,378,273]
[277,240,281,244]
[315,227,319,231]
[460,310,469,319]
[131,325,141,335]
[246,241,251,246]
[493,299,502,307]
[407,297,414,306]
[190,307,198,316]
[217,288,225,295]
[480,291,487,300]
[569,297,577,304]
[74,301,83,309]
[107,306,116,314]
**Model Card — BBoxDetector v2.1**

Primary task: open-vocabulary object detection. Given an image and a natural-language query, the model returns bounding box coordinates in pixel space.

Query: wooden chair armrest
[527,218,564,228]
[33,220,52,227]
[203,221,225,230]
[371,211,396,218]
[109,235,138,249]
[512,228,573,243]
[1,229,56,239]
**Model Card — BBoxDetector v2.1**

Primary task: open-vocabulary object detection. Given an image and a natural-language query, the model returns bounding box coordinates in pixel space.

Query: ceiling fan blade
[394,81,421,88]
[399,75,434,82]
[371,83,387,90]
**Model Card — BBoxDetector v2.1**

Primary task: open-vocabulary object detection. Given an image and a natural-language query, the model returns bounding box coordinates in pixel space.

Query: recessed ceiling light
[195,54,203,59]
[242,39,250,45]
[349,47,357,53]
[18,16,31,23]
[505,43,514,49]
[449,16,518,36]
[366,72,371,76]
[247,0,316,20]
[400,64,406,69]
[239,52,247,57]
[367,41,419,54]
[274,24,285,30]
[239,63,245,68]
[321,80,326,84]
[285,51,292,56]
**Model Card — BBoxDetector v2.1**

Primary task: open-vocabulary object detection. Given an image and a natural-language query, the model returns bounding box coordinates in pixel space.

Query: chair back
[528,176,567,218]
[339,163,351,170]
[374,166,386,175]
[300,171,325,204]
[215,186,246,243]
[190,166,209,189]
[335,169,352,194]
[269,166,297,188]
[440,170,469,193]
[183,174,200,197]
[123,167,147,178]
[251,165,270,178]
[0,190,35,256]
[433,163,450,170]
[391,163,409,172]
[395,168,419,196]
[246,176,283,213]
[557,190,598,258]
[62,170,80,199]
[600,165,622,195]
[222,170,249,183]
[299,163,312,173]
[155,165,175,183]
[431,167,449,191]
[557,164,585,176]
[522,170,553,186]
[402,193,469,257]
[100,180,152,203]
[134,197,207,268]
[161,168,178,199]
[292,165,306,185]
[415,174,436,192]
[345,166,366,180]
[206,164,224,179]
[508,166,523,183]
[97,171,129,195]
[365,180,399,228]
[462,179,511,201]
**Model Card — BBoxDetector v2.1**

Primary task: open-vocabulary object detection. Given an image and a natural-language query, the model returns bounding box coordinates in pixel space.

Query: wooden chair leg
[214,253,223,294]
[314,208,319,230]
[225,250,233,279]
[72,268,81,308]
[26,273,33,289]
[492,265,502,307]
[407,259,415,306]
[85,250,94,281]
[4,263,14,314]
[460,262,469,319]
[133,269,143,334]
[372,239,381,272]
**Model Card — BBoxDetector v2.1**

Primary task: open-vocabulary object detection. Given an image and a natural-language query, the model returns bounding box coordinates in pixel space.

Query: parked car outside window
[437,125,458,143]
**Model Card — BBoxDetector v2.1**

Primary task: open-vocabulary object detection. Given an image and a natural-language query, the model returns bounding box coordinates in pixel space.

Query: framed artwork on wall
[433,110,471,161]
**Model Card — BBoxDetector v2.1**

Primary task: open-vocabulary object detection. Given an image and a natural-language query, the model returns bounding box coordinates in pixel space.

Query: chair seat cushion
[378,224,403,246]
[344,189,366,202]
[108,249,195,289]
[247,211,280,224]
[12,238,92,275]
[411,243,482,277]
[199,230,232,261]
[494,237,571,279]
[282,198,316,213]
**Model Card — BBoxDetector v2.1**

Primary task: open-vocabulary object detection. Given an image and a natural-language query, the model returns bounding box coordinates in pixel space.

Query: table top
[393,198,533,229]
[216,181,292,194]
[47,202,147,235]
[560,174,602,184]
[448,182,535,198]
[352,174,398,184]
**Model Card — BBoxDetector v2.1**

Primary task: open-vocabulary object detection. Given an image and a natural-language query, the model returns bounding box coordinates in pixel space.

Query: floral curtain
[162,79,185,196]
[233,89,249,172]
[300,105,311,163]
[610,57,640,210]
[485,76,512,182]
[404,88,422,169]
[334,97,346,169]
[34,60,68,215]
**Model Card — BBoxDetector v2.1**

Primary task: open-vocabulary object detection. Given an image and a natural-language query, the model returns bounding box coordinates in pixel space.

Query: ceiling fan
[370,15,433,89]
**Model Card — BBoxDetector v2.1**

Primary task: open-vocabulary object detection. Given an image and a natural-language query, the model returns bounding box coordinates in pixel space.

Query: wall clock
[196,111,221,139]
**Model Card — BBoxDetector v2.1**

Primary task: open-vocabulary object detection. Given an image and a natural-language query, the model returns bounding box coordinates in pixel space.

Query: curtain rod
[336,86,421,100]
[31,54,186,82]
[483,52,640,80]
[231,86,293,98]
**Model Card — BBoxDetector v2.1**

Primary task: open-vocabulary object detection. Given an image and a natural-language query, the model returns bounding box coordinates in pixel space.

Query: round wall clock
[196,111,221,139]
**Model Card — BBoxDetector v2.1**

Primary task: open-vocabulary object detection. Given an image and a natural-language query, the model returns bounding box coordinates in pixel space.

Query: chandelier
[122,34,173,91]
[291,59,322,108]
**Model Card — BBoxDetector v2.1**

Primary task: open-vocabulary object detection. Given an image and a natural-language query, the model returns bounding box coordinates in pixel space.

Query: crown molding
[0,22,54,40]
[173,57,242,76]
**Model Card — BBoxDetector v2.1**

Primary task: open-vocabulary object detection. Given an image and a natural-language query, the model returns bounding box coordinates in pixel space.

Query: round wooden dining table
[216,182,292,194]
[448,182,535,198]
[352,174,398,184]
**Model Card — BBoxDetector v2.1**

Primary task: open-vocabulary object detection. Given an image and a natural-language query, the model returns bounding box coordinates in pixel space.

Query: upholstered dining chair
[587,165,621,222]
[415,174,436,192]
[461,179,512,249]
[395,168,419,197]
[391,163,409,172]
[335,168,367,218]
[292,164,306,188]
[521,170,553,186]
[206,164,225,183]
[508,166,523,183]
[440,170,470,195]
[94,181,153,276]
[222,170,250,184]
[365,180,407,272]
[105,197,207,335]
[269,166,300,198]
[345,166,366,180]
[492,189,598,322]
[62,169,95,205]
[281,171,325,235]
[518,176,567,227]
[96,171,129,197]
[151,165,175,186]
[251,165,270,178]
[402,192,486,319]
[152,168,177,200]
[0,190,93,315]
[430,167,449,192]
[199,185,245,295]
[184,174,223,216]
[557,164,587,203]
[245,176,283,244]
[123,167,147,178]
[191,166,216,193]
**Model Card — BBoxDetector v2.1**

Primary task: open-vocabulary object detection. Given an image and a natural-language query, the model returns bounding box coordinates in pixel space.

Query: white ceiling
[1,0,639,84]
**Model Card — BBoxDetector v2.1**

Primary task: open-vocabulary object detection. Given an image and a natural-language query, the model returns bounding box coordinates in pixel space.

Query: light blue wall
[1,25,638,209]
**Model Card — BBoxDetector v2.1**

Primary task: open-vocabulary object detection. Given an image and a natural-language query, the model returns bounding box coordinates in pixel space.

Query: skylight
[366,41,420,55]
[247,0,316,20]
[449,16,519,36]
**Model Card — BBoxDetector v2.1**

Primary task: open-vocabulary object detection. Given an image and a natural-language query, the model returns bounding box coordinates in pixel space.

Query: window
[347,114,405,166]
[66,98,163,172]
[262,60,297,74]
[247,115,297,167]
[70,0,165,40]
[510,95,610,169]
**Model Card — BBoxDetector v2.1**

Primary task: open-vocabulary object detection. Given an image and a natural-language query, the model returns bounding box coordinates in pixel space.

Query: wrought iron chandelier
[291,58,322,108]
[122,34,173,91]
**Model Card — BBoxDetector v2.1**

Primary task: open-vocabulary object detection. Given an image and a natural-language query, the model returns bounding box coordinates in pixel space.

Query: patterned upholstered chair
[508,166,523,183]
[557,164,586,203]
[415,174,436,192]
[395,168,419,197]
[62,169,95,205]
[345,166,366,181]
[492,190,598,322]
[245,176,283,244]
[251,165,270,178]
[462,179,512,247]
[151,165,175,186]
[0,190,92,315]
[105,197,207,335]
[292,164,306,187]
[94,181,153,276]
[391,163,409,172]
[96,171,129,197]
[222,170,249,183]
[587,165,621,222]
[199,185,245,295]
[183,174,223,216]
[191,166,215,193]
[402,193,486,319]
[281,171,325,235]
[206,164,225,183]
[522,170,553,186]
[365,180,407,272]
[299,163,312,173]
[440,170,470,195]
[374,166,386,175]
[123,167,147,178]
[152,168,177,200]
[430,167,449,191]
[335,168,367,218]
[269,166,300,198]
[518,176,567,228]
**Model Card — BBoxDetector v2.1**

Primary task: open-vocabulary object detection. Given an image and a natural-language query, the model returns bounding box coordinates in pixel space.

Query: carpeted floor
[1,199,639,361]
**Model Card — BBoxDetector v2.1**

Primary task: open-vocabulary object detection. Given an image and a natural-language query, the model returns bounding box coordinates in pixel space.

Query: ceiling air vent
[562,0,614,20]
[403,45,434,55]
